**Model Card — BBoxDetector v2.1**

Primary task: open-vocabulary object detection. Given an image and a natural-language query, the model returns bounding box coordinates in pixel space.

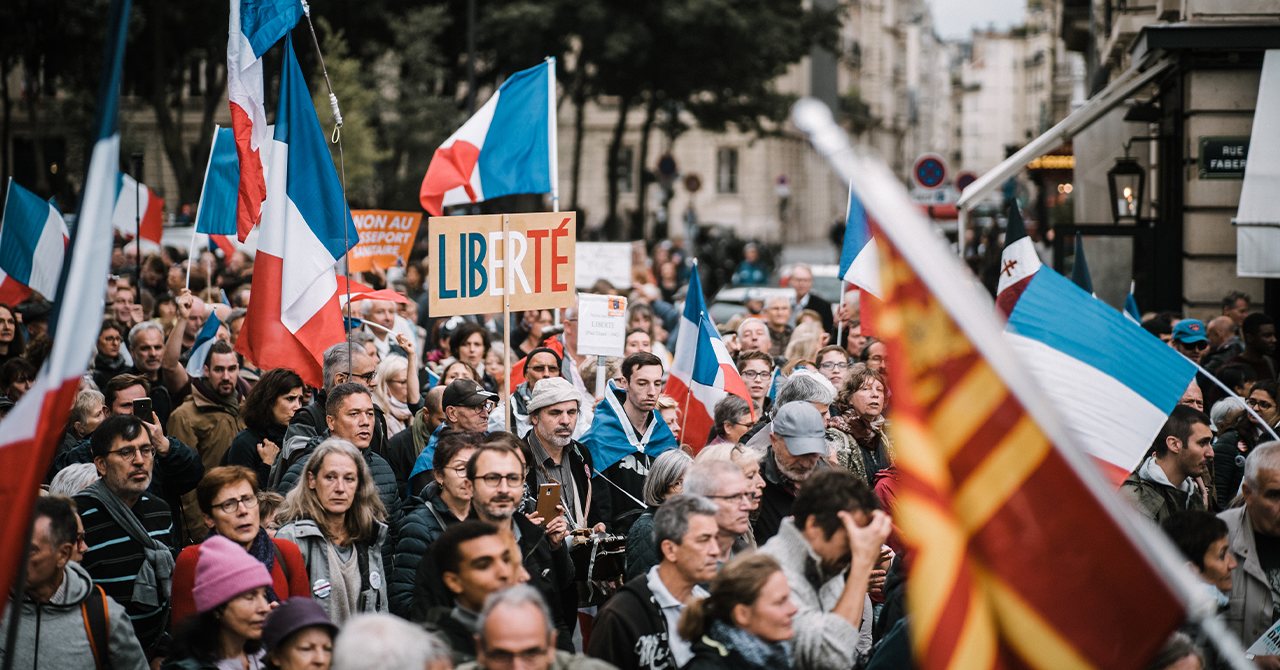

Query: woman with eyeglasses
[371,353,420,438]
[91,319,130,390]
[827,363,895,489]
[171,466,311,627]
[814,345,851,395]
[276,439,389,624]
[1215,381,1280,508]
[707,395,755,447]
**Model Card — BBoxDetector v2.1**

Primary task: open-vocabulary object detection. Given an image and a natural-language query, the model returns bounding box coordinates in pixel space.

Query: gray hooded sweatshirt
[0,561,147,669]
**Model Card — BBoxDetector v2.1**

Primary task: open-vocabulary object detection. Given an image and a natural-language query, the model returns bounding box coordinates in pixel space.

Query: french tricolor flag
[0,179,69,304]
[419,59,556,216]
[186,309,224,378]
[111,173,164,244]
[195,126,241,258]
[995,203,1042,316]
[839,183,881,299]
[0,0,130,607]
[237,35,357,389]
[666,259,754,452]
[1002,256,1196,484]
[227,0,301,241]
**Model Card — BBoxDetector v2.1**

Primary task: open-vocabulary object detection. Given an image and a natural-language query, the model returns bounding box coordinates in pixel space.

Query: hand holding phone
[535,483,562,525]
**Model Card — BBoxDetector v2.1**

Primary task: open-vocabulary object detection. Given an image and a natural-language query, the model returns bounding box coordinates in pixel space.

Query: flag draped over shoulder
[419,59,555,216]
[666,260,753,451]
[580,384,677,472]
[0,179,69,304]
[0,0,131,618]
[861,191,1191,668]
[236,34,357,388]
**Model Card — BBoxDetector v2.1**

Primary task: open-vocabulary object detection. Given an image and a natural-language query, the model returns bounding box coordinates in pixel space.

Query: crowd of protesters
[3,234,1278,670]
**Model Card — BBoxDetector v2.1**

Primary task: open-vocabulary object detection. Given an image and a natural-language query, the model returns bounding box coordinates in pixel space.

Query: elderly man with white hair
[332,613,453,670]
[763,295,794,357]
[1220,441,1280,663]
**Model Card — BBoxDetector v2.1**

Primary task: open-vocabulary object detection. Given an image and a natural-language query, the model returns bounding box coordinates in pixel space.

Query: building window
[717,147,739,194]
[617,145,634,193]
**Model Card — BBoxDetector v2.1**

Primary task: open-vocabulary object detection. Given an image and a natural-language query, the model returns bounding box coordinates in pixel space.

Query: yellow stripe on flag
[984,569,1096,670]
[901,493,966,643]
[954,415,1050,533]
[945,586,999,670]
[928,364,1005,460]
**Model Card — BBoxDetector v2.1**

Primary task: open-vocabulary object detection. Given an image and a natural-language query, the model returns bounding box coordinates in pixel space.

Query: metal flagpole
[132,152,143,289]
[547,56,559,214]
[677,259,698,442]
[502,214,513,431]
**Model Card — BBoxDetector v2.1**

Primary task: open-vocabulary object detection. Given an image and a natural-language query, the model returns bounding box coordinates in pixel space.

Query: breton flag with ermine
[236,34,357,389]
[665,259,754,452]
[0,0,131,618]
[854,188,1200,669]
[993,206,1194,484]
[419,59,555,216]
[227,0,302,241]
[0,179,70,304]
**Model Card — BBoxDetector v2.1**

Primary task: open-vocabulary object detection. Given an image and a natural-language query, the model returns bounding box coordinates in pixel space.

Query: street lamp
[1107,146,1144,224]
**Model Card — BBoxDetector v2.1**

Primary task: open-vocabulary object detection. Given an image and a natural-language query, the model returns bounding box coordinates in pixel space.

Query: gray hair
[323,342,364,391]
[1210,397,1246,432]
[68,388,106,433]
[653,494,719,549]
[477,585,554,645]
[683,459,745,498]
[331,613,451,670]
[1244,441,1280,490]
[127,320,164,349]
[712,395,751,434]
[48,463,99,497]
[644,449,693,506]
[737,317,766,339]
[776,369,836,407]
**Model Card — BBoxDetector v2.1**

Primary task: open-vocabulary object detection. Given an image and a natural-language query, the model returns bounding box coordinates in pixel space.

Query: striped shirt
[74,490,174,655]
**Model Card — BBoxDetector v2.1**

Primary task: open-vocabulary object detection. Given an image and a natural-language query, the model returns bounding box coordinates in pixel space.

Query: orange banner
[348,210,422,272]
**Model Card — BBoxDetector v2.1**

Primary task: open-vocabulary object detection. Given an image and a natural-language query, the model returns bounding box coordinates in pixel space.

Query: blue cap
[1172,319,1208,344]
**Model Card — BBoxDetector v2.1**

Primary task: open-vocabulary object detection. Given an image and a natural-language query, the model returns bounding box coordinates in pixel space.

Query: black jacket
[586,572,674,670]
[290,393,389,457]
[222,423,286,486]
[392,481,469,618]
[514,513,577,651]
[385,424,421,495]
[523,434,596,527]
[590,453,653,534]
[753,449,796,544]
[55,436,204,546]
[797,291,836,340]
[423,607,478,666]
[684,634,776,670]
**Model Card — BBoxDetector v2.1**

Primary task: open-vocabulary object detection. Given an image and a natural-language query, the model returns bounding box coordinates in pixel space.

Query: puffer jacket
[275,518,389,623]
[390,481,470,618]
[0,562,148,670]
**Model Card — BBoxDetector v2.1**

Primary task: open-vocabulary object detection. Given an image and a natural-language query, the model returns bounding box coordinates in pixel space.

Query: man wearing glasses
[466,442,577,651]
[474,585,609,670]
[74,414,178,661]
[287,341,387,460]
[683,460,755,561]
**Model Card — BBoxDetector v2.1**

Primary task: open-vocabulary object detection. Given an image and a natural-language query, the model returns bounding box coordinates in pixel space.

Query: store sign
[1199,137,1249,179]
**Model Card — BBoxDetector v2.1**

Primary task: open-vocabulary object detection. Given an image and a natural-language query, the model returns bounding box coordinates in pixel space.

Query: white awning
[1236,50,1280,278]
[957,55,1174,215]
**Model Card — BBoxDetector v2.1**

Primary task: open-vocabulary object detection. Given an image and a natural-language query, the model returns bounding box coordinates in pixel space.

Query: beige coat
[1220,505,1280,646]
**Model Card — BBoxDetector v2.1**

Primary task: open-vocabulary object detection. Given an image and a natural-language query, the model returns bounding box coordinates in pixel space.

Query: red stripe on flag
[237,252,343,388]
[230,102,266,242]
[419,140,480,216]
[140,195,164,244]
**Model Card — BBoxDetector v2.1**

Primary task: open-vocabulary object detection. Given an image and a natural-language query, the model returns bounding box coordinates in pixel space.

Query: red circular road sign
[913,154,947,190]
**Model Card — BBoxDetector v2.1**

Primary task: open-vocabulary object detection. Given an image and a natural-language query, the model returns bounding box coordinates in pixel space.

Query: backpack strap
[81,584,111,670]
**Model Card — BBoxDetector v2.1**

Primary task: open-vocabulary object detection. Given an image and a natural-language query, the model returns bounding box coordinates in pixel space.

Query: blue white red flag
[838,183,880,298]
[227,0,302,241]
[0,179,69,304]
[112,173,164,244]
[419,59,555,216]
[196,126,241,258]
[666,259,754,452]
[580,383,678,472]
[0,0,131,617]
[1003,267,1196,483]
[186,310,225,378]
[236,35,357,388]
[1125,281,1142,323]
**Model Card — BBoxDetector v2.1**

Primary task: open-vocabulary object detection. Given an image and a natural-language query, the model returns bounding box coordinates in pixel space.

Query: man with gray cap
[754,401,831,543]
[524,377,603,534]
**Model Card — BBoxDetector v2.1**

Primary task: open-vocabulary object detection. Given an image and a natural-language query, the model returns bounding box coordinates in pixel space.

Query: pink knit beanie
[193,535,273,614]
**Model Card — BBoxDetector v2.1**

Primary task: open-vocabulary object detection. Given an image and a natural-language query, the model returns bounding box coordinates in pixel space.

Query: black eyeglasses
[212,495,259,515]
[528,365,560,374]
[348,371,376,384]
[474,473,523,488]
[819,361,850,371]
[107,445,154,460]
[1248,398,1275,410]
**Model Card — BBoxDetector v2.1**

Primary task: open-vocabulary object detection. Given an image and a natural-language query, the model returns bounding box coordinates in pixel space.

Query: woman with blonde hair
[370,354,419,437]
[784,321,827,364]
[275,439,389,624]
[679,553,797,670]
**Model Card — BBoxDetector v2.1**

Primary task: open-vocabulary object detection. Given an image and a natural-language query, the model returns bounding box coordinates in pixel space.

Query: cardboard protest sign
[577,293,628,357]
[349,210,422,272]
[428,212,576,317]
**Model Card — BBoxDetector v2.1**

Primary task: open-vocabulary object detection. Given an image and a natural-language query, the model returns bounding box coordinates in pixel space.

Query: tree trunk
[604,94,632,240]
[632,94,659,241]
[22,55,48,194]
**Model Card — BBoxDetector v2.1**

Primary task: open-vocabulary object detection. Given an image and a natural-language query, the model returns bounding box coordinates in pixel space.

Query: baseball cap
[771,402,828,456]
[261,597,337,653]
[1172,319,1208,344]
[442,379,497,410]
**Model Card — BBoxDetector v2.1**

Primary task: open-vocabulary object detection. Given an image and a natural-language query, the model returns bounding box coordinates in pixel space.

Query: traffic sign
[913,154,947,190]
[956,171,978,193]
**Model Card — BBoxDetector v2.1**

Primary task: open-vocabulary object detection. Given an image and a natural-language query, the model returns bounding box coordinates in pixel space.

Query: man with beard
[126,321,174,425]
[524,377,601,536]
[491,347,591,439]
[168,341,246,540]
[1121,406,1212,523]
[754,402,832,542]
[460,441,577,649]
